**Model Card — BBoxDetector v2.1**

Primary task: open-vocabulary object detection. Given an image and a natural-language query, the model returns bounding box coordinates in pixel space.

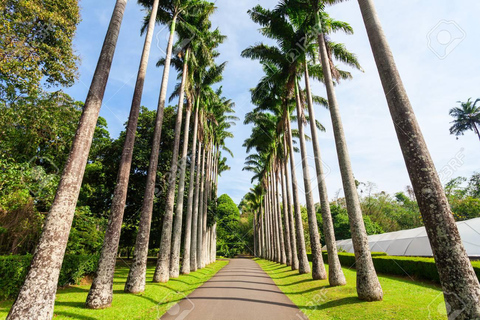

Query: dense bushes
[317,252,480,284]
[0,254,99,300]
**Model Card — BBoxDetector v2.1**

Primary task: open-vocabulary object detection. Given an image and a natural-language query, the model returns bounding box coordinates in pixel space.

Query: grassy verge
[256,259,447,320]
[0,260,228,319]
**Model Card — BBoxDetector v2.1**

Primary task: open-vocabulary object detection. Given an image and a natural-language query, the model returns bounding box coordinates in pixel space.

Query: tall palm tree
[179,28,226,275]
[6,1,128,319]
[85,0,161,309]
[303,58,346,286]
[449,98,480,141]
[244,6,327,277]
[276,0,382,298]
[357,0,480,315]
[124,0,202,293]
[153,4,219,282]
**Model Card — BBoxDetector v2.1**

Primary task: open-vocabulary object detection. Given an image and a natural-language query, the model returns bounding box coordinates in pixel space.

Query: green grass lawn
[256,258,448,320]
[0,260,228,320]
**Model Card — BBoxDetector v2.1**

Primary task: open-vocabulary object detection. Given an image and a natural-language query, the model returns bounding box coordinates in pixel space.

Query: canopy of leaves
[0,0,80,103]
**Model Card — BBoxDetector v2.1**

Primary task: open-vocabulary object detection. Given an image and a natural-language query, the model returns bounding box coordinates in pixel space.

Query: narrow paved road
[161,257,307,320]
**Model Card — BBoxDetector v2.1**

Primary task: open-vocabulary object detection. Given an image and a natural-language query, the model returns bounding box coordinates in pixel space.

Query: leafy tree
[0,0,80,103]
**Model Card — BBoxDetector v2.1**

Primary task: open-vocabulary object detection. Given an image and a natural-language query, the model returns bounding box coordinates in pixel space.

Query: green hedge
[313,251,480,284]
[0,254,99,300]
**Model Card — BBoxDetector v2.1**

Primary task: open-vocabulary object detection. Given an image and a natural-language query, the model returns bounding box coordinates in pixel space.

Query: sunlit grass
[0,260,228,319]
[256,258,447,320]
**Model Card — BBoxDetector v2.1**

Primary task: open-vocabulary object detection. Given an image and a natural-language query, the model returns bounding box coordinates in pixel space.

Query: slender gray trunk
[181,108,199,274]
[169,53,191,278]
[286,113,310,274]
[124,14,178,293]
[275,173,287,264]
[284,153,299,270]
[270,175,280,263]
[190,141,202,271]
[316,24,382,300]
[280,161,292,266]
[304,62,346,286]
[201,147,211,268]
[7,2,127,319]
[260,204,265,258]
[86,1,159,308]
[358,0,480,313]
[197,145,206,268]
[295,82,326,280]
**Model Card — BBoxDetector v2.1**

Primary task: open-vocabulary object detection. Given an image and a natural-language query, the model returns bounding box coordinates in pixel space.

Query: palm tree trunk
[85,0,160,309]
[190,141,202,271]
[124,14,178,293]
[260,201,264,258]
[270,174,280,262]
[286,113,310,274]
[284,152,299,270]
[7,2,127,318]
[253,208,258,257]
[316,13,382,301]
[280,161,292,266]
[152,29,188,284]
[304,61,346,286]
[169,51,191,279]
[197,145,206,268]
[275,173,287,264]
[201,146,211,268]
[295,81,326,280]
[181,108,199,275]
[357,0,480,313]
[265,191,271,260]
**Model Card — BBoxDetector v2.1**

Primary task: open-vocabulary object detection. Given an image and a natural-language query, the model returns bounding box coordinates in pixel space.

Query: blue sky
[66,0,480,205]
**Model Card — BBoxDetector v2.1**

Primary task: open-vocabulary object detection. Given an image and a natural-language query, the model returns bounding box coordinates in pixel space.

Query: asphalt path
[161,257,307,320]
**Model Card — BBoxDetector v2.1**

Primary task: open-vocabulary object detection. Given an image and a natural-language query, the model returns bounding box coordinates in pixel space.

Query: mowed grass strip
[256,258,447,320]
[0,260,228,320]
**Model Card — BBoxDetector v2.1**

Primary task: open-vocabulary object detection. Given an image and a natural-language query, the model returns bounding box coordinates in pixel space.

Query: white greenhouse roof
[330,217,480,257]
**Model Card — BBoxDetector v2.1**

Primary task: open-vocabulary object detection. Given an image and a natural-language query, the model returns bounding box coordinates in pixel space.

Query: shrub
[318,252,480,284]
[0,254,99,300]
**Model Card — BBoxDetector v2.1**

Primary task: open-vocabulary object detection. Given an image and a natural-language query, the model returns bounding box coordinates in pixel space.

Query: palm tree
[303,59,346,286]
[124,0,202,293]
[153,4,219,282]
[244,6,326,277]
[85,0,160,309]
[449,98,480,141]
[294,78,326,280]
[357,0,480,315]
[276,0,382,298]
[179,28,226,275]
[6,1,127,319]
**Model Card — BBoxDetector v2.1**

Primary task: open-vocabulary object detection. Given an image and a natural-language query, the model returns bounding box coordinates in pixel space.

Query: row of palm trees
[241,0,480,318]
[7,1,235,319]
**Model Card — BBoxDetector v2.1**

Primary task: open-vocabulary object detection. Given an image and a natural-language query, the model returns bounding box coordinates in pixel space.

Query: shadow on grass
[53,311,97,320]
[301,296,366,310]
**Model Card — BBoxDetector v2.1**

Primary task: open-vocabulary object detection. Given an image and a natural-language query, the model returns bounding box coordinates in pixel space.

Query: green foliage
[0,254,99,300]
[317,203,383,242]
[65,207,107,255]
[216,194,252,257]
[0,0,80,102]
[446,173,480,221]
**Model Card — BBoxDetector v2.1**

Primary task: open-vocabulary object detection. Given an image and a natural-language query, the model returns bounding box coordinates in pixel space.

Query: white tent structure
[332,217,480,257]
